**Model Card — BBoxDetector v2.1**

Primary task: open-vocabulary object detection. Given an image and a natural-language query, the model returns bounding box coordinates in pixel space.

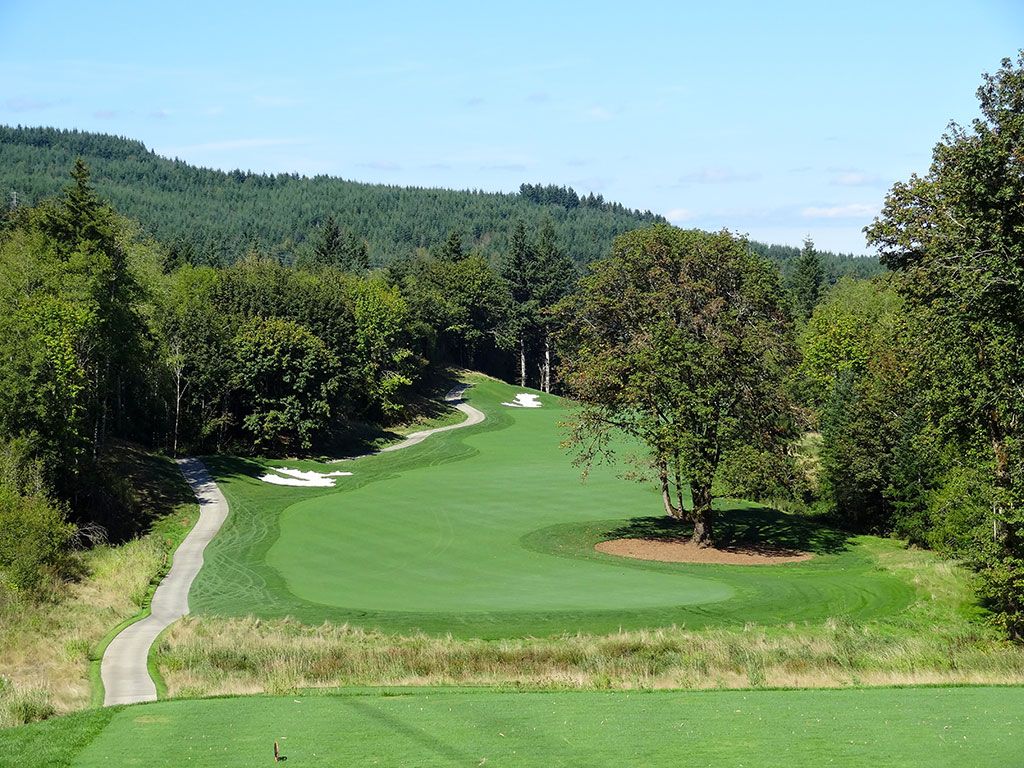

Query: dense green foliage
[864,53,1024,638]
[558,226,796,545]
[785,55,1024,640]
[0,126,878,277]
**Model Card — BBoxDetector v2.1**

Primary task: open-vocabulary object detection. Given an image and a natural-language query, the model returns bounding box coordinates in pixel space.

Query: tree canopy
[558,225,796,545]
[866,52,1024,638]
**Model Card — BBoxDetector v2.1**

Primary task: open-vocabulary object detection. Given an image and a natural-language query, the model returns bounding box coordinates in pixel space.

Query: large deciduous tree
[230,317,340,452]
[558,225,796,546]
[865,53,1024,638]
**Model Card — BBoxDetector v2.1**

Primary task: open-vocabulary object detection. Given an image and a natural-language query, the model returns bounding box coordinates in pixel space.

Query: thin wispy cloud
[4,96,56,112]
[801,203,877,219]
[677,167,759,185]
[462,96,485,108]
[358,160,403,171]
[527,92,550,104]
[585,106,614,122]
[831,170,882,186]
[94,109,118,119]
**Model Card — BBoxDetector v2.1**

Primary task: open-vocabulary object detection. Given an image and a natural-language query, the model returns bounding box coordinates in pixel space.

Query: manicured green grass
[4,686,1022,767]
[189,376,914,637]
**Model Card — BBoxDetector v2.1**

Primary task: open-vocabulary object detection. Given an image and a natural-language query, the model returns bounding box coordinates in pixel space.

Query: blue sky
[0,1,1020,253]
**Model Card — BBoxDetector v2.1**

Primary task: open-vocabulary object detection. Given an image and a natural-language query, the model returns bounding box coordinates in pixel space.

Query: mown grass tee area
[189,376,913,638]
[6,686,1022,768]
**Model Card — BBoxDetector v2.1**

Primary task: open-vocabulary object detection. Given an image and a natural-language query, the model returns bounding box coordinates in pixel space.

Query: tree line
[0,125,879,280]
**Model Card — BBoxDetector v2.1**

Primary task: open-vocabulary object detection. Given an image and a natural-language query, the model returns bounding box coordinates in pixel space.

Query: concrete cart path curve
[331,385,486,460]
[99,386,487,705]
[379,387,485,452]
[100,458,228,705]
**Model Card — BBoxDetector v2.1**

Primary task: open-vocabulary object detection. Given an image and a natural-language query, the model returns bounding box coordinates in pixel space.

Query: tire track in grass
[100,389,485,705]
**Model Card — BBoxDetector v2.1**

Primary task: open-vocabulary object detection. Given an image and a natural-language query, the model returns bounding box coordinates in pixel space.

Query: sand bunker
[502,393,542,408]
[259,468,354,487]
[595,538,812,565]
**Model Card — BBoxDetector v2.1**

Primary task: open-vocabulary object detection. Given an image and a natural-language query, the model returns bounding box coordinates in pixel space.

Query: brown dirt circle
[595,538,813,565]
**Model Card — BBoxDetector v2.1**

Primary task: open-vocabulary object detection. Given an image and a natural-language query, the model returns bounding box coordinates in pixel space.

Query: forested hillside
[0,125,879,277]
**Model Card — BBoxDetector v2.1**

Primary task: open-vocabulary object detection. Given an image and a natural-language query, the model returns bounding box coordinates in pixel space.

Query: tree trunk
[173,370,182,457]
[990,416,1013,546]
[543,333,551,393]
[690,483,714,547]
[659,461,682,519]
[519,337,527,387]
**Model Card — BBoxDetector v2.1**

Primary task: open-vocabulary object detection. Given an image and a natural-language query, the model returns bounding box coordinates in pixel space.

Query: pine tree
[312,215,344,265]
[791,237,823,319]
[439,229,464,262]
[500,220,538,386]
[532,218,577,392]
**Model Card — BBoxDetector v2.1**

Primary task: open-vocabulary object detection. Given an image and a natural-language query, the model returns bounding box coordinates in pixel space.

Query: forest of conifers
[0,125,879,280]
[0,53,1021,641]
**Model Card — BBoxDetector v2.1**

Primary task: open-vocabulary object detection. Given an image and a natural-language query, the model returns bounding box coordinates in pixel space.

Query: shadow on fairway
[344,698,475,765]
[200,454,269,482]
[605,506,851,556]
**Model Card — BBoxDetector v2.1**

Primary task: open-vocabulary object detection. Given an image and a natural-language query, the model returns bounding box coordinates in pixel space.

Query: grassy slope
[4,686,1022,767]
[189,376,913,637]
[0,445,197,725]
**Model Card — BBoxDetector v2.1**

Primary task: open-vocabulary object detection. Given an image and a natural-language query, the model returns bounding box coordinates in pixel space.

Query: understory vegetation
[0,446,196,727]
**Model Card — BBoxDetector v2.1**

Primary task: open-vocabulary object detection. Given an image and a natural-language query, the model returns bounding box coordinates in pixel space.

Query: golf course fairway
[188,376,915,637]
[4,686,1021,767]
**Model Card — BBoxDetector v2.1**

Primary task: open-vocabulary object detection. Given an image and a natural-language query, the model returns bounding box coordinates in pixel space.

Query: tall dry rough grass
[156,616,1024,698]
[156,545,1024,698]
[0,539,162,726]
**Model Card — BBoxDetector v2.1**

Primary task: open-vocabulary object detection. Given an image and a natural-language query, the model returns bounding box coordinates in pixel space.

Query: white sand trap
[259,467,354,487]
[501,393,542,408]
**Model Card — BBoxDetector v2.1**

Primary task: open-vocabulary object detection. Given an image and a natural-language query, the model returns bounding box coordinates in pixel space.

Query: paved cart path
[99,388,485,705]
[100,458,228,705]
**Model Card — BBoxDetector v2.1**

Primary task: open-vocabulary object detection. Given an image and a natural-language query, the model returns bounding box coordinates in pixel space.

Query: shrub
[0,484,76,597]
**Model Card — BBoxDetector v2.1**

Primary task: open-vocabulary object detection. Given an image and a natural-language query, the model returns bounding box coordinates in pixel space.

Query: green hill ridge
[0,125,881,278]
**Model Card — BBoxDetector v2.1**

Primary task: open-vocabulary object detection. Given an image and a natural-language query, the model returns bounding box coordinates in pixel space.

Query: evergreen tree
[791,237,823,319]
[500,220,538,386]
[532,218,577,392]
[312,215,344,265]
[439,229,464,262]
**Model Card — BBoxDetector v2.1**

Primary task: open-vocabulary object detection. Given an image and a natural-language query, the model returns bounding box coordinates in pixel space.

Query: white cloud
[665,207,696,223]
[801,203,877,219]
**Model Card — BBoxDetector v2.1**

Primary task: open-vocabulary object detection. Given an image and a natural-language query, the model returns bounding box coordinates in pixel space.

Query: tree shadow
[200,454,270,483]
[605,506,851,556]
